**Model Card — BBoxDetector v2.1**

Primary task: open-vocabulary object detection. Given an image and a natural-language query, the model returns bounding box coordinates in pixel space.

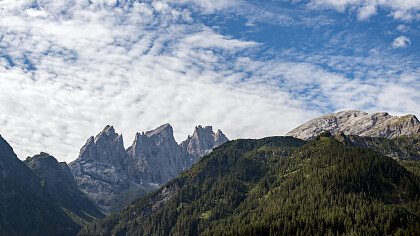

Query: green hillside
[81,134,420,236]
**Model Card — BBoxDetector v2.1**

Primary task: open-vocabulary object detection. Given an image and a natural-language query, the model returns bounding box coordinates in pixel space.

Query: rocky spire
[77,125,125,163]
[180,125,229,165]
[124,124,185,185]
[69,125,135,212]
[70,124,229,212]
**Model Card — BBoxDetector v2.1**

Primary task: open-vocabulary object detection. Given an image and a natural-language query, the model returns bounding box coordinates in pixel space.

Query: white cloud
[357,4,377,20]
[169,0,242,13]
[26,8,47,18]
[180,30,259,50]
[308,0,420,21]
[0,0,418,163]
[392,35,411,48]
[0,0,312,162]
[396,24,408,32]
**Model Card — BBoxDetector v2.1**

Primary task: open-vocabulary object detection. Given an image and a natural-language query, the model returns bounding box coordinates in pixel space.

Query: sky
[0,0,419,162]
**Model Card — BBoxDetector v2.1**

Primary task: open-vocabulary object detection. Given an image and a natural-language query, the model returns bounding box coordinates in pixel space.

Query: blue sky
[0,0,418,161]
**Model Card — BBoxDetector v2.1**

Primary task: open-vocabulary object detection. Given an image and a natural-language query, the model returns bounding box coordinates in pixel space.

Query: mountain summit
[123,123,185,185]
[69,124,228,212]
[69,125,137,212]
[180,125,229,164]
[287,110,419,140]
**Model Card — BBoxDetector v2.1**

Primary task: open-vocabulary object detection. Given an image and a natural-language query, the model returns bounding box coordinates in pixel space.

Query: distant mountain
[287,110,419,140]
[180,125,229,165]
[69,126,147,212]
[80,134,420,235]
[0,135,79,236]
[25,152,104,224]
[123,124,186,185]
[70,124,228,212]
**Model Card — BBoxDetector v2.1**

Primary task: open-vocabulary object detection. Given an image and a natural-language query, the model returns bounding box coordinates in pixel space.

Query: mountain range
[69,124,228,212]
[0,110,419,235]
[80,132,420,235]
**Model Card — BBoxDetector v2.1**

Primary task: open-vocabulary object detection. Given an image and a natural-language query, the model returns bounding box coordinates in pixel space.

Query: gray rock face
[180,125,229,165]
[69,124,229,212]
[287,110,420,140]
[124,124,186,185]
[69,126,140,211]
[123,124,229,185]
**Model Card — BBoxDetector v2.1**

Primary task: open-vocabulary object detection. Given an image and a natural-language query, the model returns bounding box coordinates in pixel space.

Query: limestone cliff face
[70,124,229,212]
[69,126,139,211]
[287,110,420,140]
[180,125,229,165]
[124,124,186,185]
[123,124,229,185]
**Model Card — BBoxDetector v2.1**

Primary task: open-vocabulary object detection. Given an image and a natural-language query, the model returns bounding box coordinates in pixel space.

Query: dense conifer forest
[81,134,420,235]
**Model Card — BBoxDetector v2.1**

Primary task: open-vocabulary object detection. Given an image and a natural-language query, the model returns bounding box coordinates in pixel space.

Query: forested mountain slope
[25,152,104,225]
[80,134,420,235]
[0,135,80,236]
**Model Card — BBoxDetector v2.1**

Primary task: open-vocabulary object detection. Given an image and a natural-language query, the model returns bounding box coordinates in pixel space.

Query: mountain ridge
[25,152,105,225]
[69,123,229,212]
[287,110,419,140]
[80,134,420,235]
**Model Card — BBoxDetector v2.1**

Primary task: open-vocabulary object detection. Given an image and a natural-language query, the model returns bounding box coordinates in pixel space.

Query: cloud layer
[308,0,420,21]
[0,0,418,162]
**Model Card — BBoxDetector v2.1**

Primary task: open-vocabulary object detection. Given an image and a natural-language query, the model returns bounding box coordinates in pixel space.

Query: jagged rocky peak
[69,125,134,212]
[77,125,125,162]
[214,129,229,146]
[181,125,229,159]
[287,110,420,140]
[69,123,229,212]
[131,123,178,150]
[144,123,174,137]
[124,123,184,185]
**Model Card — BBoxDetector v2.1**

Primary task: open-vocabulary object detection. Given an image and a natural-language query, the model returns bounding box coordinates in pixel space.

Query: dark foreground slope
[81,134,420,236]
[25,152,104,225]
[0,135,79,236]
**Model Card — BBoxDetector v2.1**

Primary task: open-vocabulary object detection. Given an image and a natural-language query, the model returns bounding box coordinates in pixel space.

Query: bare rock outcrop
[287,110,419,140]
